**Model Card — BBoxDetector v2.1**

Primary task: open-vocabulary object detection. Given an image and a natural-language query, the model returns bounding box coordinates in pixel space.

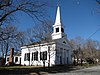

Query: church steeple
[54,5,61,25]
[52,5,66,40]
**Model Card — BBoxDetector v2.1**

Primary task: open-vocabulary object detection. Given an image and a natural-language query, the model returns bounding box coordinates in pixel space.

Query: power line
[87,26,100,40]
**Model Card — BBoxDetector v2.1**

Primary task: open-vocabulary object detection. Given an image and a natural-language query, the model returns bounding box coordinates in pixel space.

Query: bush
[86,57,94,64]
[0,57,5,66]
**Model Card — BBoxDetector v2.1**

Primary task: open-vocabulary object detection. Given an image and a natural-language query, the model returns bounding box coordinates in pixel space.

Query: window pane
[24,53,30,61]
[40,51,47,60]
[34,51,38,61]
[15,57,18,62]
[27,53,30,61]
[40,52,43,60]
[24,53,26,61]
[31,53,34,61]
[61,28,64,33]
[43,51,47,60]
[56,28,59,33]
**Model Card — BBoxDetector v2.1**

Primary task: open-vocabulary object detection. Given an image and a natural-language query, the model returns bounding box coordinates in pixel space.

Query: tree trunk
[80,58,83,66]
[5,42,8,63]
[1,42,4,57]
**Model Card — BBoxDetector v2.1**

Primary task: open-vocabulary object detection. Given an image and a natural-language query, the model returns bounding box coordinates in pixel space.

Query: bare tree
[96,0,100,4]
[70,36,84,62]
[70,36,100,64]
[83,39,100,63]
[0,0,49,53]
[26,20,53,67]
[0,25,25,59]
[0,0,48,26]
[26,20,53,43]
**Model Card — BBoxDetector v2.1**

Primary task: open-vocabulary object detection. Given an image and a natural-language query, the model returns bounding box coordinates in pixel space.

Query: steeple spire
[52,5,67,40]
[54,5,61,25]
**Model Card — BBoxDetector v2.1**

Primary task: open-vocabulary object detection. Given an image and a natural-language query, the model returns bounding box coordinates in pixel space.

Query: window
[61,28,64,33]
[15,57,18,62]
[40,52,43,60]
[63,41,66,44]
[7,57,9,61]
[34,51,38,61]
[56,27,59,33]
[40,51,47,60]
[24,53,30,61]
[31,53,34,61]
[43,51,47,60]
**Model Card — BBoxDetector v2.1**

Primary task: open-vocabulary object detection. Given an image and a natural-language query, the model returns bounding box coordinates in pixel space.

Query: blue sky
[15,0,100,41]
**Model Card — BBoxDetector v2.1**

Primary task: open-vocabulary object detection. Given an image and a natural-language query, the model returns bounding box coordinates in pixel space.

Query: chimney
[10,48,14,57]
[9,48,14,64]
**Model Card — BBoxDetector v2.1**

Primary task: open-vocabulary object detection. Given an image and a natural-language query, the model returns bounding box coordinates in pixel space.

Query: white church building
[21,5,72,66]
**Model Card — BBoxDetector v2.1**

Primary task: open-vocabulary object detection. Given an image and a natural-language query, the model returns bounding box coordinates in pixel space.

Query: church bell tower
[52,5,66,40]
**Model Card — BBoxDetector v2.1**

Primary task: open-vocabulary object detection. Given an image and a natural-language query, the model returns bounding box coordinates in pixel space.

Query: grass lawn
[0,66,47,75]
[0,66,41,69]
[0,65,77,75]
[0,64,98,75]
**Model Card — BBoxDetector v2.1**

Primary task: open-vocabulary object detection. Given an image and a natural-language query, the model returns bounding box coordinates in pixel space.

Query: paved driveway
[48,66,100,75]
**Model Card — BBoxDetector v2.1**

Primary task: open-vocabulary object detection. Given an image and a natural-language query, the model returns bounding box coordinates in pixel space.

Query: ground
[48,65,100,75]
[0,65,100,75]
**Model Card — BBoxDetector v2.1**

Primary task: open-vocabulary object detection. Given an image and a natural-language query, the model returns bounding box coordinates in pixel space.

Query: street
[48,66,100,75]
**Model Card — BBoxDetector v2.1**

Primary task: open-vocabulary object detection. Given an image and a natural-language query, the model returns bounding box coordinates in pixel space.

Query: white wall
[21,39,72,66]
[21,43,56,66]
[55,38,72,65]
[6,56,21,65]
